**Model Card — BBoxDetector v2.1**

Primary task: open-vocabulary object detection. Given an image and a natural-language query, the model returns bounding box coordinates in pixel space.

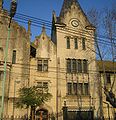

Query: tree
[86,5,116,110]
[16,84,52,120]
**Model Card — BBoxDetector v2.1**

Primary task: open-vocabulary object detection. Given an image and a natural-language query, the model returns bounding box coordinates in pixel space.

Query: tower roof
[59,0,79,18]
[58,0,91,26]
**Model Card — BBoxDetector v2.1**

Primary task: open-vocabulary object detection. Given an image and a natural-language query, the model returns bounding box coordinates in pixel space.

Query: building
[0,0,115,119]
[96,60,116,119]
[30,0,99,119]
[0,2,30,118]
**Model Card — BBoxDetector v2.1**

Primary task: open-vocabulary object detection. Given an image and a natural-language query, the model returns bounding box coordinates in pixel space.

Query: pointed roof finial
[27,20,31,36]
[41,24,46,33]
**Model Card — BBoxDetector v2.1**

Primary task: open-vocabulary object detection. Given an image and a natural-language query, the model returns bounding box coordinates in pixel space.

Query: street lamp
[13,80,20,119]
[62,101,68,120]
[0,0,17,119]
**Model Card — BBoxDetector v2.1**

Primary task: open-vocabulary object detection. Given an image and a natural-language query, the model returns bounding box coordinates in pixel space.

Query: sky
[3,0,116,41]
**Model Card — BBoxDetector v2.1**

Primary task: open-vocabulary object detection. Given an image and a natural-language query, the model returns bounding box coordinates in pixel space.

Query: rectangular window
[106,73,111,84]
[82,38,86,50]
[38,60,42,71]
[67,37,70,49]
[84,83,89,95]
[78,59,82,73]
[12,50,16,64]
[37,82,48,93]
[72,59,76,73]
[74,38,78,49]
[67,59,71,73]
[43,82,48,92]
[83,60,88,73]
[43,60,48,71]
[78,83,83,95]
[67,83,72,95]
[73,83,77,95]
[67,82,89,96]
[37,59,48,72]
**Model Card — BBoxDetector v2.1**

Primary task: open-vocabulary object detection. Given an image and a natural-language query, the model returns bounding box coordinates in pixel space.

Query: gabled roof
[59,0,77,18]
[96,60,116,72]
[59,0,91,25]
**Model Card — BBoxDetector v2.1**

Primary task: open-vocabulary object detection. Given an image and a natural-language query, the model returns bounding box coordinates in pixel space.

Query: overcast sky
[3,0,115,40]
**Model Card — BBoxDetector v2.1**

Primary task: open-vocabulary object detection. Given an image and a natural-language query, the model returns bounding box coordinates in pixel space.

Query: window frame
[78,59,82,73]
[37,59,48,72]
[72,59,77,73]
[66,37,70,49]
[12,50,16,64]
[67,82,72,95]
[84,83,89,95]
[74,37,78,49]
[66,59,71,73]
[67,82,89,96]
[37,81,49,93]
[106,73,111,84]
[83,59,88,73]
[82,37,86,50]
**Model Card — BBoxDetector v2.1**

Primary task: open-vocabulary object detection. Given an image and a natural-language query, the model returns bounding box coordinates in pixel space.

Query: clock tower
[51,0,99,119]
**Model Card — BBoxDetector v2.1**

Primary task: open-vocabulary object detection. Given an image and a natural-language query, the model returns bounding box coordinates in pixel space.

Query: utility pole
[0,0,17,119]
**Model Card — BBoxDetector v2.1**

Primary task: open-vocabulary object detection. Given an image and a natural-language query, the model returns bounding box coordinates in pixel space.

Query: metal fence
[2,116,27,120]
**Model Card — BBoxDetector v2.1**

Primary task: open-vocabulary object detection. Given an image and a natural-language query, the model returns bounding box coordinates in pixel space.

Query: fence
[2,116,27,120]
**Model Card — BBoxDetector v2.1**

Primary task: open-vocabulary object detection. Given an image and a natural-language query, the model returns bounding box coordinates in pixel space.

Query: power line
[15,12,116,42]
[12,12,116,45]
[13,17,116,48]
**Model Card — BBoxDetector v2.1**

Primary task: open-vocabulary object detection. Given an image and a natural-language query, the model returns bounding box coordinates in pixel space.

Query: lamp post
[0,0,17,119]
[62,101,68,120]
[13,80,20,119]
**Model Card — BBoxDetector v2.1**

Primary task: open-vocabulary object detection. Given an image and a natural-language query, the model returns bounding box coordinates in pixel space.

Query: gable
[58,0,91,29]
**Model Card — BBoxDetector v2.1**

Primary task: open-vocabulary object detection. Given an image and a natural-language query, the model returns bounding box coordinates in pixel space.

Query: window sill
[37,71,48,73]
[66,72,88,74]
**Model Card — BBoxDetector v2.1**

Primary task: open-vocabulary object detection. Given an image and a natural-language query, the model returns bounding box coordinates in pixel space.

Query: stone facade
[0,0,115,119]
[0,6,30,117]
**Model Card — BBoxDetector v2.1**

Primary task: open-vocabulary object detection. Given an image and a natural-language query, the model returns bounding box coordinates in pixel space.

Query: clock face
[70,19,79,27]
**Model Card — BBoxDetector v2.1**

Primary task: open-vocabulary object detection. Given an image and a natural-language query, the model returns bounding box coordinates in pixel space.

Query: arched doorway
[36,108,49,120]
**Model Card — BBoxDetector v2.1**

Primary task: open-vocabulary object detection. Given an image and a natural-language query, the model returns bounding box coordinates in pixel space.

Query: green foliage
[16,84,52,109]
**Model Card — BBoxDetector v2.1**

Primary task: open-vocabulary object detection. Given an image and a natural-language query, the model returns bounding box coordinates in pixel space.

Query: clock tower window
[74,38,78,49]
[66,37,70,49]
